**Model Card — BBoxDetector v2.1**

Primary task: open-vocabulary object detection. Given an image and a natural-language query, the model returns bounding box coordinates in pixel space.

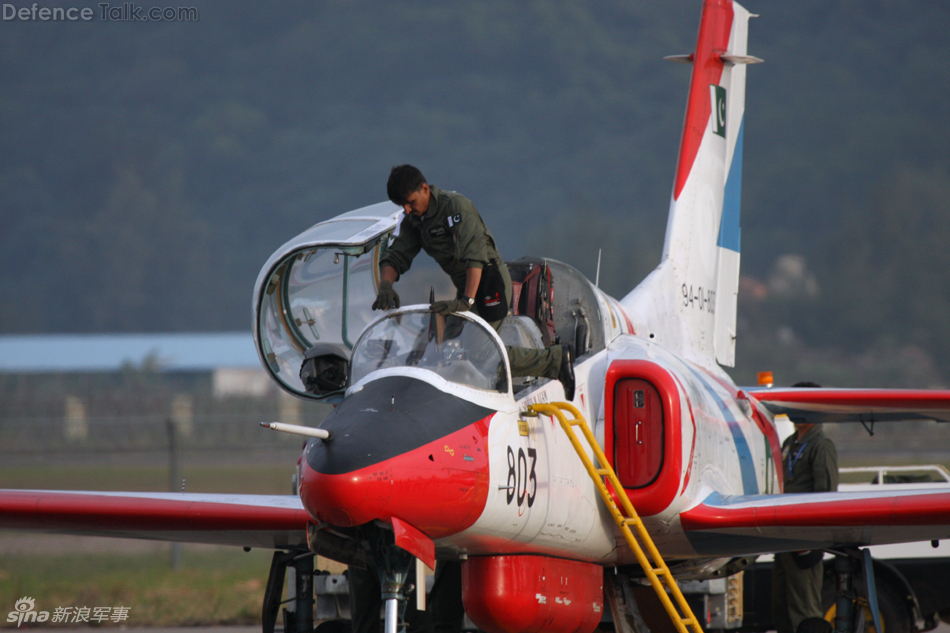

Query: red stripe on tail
[673,0,733,200]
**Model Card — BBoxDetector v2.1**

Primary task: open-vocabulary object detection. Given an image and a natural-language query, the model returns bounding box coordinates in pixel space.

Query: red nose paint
[299,417,490,539]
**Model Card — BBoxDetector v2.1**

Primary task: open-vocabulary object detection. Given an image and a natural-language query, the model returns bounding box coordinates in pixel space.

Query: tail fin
[621,0,759,369]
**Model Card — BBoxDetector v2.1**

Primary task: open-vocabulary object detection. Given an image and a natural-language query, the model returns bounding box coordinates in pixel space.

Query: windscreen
[350,311,508,393]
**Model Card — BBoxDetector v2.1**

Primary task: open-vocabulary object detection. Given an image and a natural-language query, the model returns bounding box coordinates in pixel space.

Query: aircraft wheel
[315,620,350,633]
[821,579,913,633]
[797,617,832,633]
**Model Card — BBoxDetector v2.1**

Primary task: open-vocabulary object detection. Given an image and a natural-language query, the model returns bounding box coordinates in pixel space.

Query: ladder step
[551,401,701,633]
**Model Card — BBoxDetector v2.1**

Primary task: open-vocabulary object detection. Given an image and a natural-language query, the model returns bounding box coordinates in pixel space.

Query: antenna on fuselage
[595,249,602,288]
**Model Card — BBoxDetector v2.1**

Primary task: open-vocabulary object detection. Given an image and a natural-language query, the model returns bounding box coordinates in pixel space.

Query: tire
[797,617,833,633]
[315,620,351,633]
[821,577,913,633]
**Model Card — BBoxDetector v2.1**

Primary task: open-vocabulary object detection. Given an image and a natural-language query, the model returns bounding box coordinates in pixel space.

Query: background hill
[2,0,949,387]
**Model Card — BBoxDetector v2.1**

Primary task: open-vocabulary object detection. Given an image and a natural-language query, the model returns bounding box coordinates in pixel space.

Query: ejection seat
[497,315,546,394]
[502,258,559,394]
[507,257,557,346]
[497,315,545,350]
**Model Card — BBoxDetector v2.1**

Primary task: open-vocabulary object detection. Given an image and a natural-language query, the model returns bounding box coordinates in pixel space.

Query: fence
[0,371,330,461]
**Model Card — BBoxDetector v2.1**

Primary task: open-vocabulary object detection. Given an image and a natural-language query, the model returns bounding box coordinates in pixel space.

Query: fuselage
[297,292,784,573]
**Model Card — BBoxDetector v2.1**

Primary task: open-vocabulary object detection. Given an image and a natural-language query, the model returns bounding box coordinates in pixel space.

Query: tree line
[2,0,949,386]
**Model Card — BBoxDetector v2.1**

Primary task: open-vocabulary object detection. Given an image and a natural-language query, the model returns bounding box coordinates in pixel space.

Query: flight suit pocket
[476,263,508,322]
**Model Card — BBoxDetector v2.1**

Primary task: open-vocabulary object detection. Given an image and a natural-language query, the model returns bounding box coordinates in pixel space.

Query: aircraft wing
[680,486,950,557]
[0,489,310,549]
[747,388,950,423]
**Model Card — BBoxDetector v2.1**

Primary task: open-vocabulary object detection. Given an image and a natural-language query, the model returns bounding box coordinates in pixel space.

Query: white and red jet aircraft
[3,2,950,633]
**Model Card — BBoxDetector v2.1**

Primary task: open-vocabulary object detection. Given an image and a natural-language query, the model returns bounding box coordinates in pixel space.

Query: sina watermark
[6,598,130,627]
[6,598,48,627]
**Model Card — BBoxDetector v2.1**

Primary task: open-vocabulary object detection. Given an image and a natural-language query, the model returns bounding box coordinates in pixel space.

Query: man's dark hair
[387,165,427,206]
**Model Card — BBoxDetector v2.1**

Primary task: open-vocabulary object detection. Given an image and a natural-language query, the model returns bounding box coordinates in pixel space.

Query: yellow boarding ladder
[529,402,703,633]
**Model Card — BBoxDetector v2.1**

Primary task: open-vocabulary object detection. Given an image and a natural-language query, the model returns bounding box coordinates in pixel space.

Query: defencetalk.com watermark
[7,598,131,627]
[2,3,199,22]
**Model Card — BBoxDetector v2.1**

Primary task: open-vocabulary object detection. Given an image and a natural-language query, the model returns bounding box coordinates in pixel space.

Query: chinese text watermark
[7,598,131,627]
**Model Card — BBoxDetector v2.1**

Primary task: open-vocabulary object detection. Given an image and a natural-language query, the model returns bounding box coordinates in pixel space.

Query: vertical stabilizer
[621,0,758,369]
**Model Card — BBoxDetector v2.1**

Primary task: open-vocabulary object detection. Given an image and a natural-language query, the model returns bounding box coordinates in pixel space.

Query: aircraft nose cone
[300,462,395,528]
[298,376,493,537]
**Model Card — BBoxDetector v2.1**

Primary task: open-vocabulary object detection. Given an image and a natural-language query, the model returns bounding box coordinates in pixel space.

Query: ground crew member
[772,382,838,633]
[373,164,574,399]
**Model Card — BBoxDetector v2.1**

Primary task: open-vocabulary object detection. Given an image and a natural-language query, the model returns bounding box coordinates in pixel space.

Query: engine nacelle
[462,555,604,633]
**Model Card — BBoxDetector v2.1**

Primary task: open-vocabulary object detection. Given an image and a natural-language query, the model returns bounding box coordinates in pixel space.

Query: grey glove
[431,297,472,315]
[372,280,400,311]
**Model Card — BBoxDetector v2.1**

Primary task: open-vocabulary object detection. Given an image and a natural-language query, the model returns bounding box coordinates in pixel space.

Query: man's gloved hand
[431,297,472,315]
[372,280,400,311]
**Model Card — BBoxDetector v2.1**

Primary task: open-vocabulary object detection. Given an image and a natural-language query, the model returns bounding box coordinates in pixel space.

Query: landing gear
[831,553,859,633]
[823,565,914,633]
[823,549,912,633]
[263,549,315,633]
[262,524,416,633]
[605,569,651,633]
[365,523,416,633]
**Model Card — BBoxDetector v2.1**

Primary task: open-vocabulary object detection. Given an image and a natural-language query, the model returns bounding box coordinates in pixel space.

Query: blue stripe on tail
[717,116,744,253]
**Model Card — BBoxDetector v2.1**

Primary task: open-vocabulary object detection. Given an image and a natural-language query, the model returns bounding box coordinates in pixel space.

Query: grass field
[0,544,274,626]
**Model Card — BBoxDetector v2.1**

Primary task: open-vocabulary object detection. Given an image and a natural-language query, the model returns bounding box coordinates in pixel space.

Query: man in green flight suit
[372,164,575,399]
[772,382,838,633]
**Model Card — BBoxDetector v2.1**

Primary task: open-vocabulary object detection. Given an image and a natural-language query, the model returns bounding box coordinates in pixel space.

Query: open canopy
[253,202,401,400]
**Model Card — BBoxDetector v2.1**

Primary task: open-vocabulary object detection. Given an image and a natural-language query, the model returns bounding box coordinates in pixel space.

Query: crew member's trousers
[772,552,824,633]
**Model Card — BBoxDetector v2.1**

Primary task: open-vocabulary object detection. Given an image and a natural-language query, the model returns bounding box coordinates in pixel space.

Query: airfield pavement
[39,625,950,633]
[50,629,260,633]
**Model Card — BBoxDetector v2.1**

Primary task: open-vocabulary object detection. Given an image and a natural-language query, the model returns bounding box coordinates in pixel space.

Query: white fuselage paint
[437,327,780,567]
